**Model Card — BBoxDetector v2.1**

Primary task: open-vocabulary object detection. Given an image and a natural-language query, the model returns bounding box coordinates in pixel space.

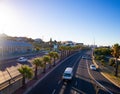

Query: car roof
[64,67,73,73]
[90,64,95,66]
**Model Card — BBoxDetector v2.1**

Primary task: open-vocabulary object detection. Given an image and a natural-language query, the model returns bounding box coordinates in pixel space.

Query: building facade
[0,40,33,56]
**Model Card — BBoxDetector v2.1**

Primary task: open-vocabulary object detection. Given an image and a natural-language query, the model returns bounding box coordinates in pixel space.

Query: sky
[0,0,120,46]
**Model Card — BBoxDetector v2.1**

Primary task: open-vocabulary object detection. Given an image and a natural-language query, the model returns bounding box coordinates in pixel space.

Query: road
[0,52,45,84]
[86,51,120,94]
[26,50,120,94]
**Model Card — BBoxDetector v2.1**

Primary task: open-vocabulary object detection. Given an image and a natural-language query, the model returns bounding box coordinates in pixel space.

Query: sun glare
[0,1,16,34]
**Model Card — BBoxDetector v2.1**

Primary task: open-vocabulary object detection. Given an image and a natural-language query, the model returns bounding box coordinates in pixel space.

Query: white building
[0,40,33,56]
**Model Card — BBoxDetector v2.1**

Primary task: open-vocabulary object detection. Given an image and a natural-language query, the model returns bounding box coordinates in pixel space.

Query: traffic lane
[55,55,81,94]
[88,60,120,94]
[0,52,44,64]
[0,53,44,83]
[75,59,96,94]
[27,53,83,94]
[55,57,95,94]
[0,52,45,72]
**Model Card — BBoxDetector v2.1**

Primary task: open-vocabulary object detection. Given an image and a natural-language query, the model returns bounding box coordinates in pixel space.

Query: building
[62,41,75,47]
[0,40,33,56]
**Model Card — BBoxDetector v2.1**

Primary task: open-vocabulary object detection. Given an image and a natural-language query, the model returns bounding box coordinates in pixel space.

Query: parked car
[90,64,96,70]
[62,67,73,81]
[17,57,28,62]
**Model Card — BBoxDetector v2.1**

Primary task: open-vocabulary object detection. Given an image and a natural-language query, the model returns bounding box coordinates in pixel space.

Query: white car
[62,67,73,81]
[17,57,28,62]
[82,56,86,59]
[90,64,96,70]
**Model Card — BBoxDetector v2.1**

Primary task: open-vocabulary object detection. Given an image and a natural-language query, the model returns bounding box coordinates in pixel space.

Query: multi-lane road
[0,52,45,83]
[26,50,120,94]
[0,50,120,94]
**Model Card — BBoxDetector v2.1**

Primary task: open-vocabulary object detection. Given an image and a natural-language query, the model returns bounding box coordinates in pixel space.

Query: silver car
[17,57,28,62]
[90,64,96,70]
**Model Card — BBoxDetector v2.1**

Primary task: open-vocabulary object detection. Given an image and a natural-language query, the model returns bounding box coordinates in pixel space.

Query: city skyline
[0,0,120,46]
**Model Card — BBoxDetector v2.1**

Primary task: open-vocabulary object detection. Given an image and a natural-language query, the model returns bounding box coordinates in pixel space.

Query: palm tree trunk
[22,76,26,88]
[60,52,62,60]
[43,67,46,73]
[43,63,46,73]
[115,58,118,76]
[53,58,55,66]
[34,66,38,79]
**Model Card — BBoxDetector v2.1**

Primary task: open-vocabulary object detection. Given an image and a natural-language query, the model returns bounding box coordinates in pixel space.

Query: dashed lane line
[52,89,56,94]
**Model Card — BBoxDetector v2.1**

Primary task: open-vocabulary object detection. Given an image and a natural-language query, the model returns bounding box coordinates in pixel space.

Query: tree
[18,65,33,88]
[43,56,50,73]
[59,46,64,60]
[52,52,59,66]
[111,43,120,76]
[48,52,54,67]
[33,58,43,79]
[109,58,115,66]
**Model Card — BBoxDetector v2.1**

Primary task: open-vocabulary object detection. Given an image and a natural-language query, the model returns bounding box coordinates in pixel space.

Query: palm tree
[59,46,64,60]
[59,46,66,59]
[33,58,43,79]
[18,65,33,88]
[48,52,54,67]
[43,56,50,73]
[111,43,120,76]
[53,52,59,66]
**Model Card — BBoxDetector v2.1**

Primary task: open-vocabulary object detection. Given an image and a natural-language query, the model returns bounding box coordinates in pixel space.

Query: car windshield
[63,73,71,77]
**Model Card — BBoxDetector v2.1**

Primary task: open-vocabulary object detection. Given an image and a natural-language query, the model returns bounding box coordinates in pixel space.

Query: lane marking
[73,55,81,69]
[52,89,56,94]
[58,80,61,84]
[86,60,113,94]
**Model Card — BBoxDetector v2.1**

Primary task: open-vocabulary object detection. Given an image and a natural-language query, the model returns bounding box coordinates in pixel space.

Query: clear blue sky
[0,0,120,46]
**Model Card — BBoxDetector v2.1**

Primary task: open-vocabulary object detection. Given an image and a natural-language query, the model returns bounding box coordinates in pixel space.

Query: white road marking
[52,89,56,94]
[58,80,61,84]
[86,60,113,94]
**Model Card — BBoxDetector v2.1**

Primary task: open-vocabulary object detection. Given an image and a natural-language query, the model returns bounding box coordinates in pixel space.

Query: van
[62,67,73,81]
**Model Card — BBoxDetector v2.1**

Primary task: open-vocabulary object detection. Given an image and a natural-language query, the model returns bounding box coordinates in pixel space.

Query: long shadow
[19,61,32,67]
[56,76,96,94]
[97,80,120,94]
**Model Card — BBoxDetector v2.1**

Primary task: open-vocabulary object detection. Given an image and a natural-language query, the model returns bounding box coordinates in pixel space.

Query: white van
[62,67,73,81]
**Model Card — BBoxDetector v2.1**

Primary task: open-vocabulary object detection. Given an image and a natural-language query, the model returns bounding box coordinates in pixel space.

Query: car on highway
[62,67,73,81]
[17,57,28,62]
[82,56,87,59]
[90,64,96,70]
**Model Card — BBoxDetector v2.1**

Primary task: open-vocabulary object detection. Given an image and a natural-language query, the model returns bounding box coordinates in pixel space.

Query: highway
[1,50,119,94]
[0,52,44,83]
[26,50,120,94]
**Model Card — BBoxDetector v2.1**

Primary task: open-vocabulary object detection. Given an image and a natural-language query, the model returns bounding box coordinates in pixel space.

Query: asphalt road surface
[26,50,120,94]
